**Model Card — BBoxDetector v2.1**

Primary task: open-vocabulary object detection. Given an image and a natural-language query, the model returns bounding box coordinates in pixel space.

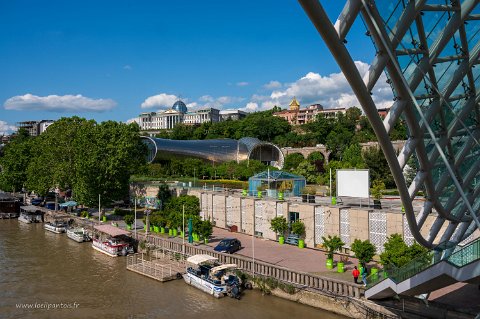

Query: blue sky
[0,0,392,134]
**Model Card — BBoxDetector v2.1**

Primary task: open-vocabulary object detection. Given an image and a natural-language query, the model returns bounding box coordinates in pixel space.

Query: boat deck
[127,250,186,282]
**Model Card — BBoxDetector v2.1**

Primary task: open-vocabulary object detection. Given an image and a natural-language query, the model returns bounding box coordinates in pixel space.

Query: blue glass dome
[172,100,187,113]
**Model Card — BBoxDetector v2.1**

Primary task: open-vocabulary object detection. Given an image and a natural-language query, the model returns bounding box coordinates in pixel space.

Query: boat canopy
[210,264,238,275]
[186,254,218,265]
[59,201,77,207]
[94,224,130,237]
[20,205,48,213]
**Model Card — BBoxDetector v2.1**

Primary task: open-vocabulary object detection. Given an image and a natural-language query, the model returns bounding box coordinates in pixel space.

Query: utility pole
[182,205,185,256]
[98,194,101,222]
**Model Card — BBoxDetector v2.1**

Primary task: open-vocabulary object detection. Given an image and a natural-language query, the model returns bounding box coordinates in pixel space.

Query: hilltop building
[139,100,249,132]
[273,97,336,125]
[16,120,54,136]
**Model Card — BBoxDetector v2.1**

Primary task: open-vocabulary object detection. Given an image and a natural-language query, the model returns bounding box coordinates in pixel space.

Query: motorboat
[183,254,242,299]
[92,224,134,257]
[18,212,41,224]
[67,227,91,243]
[17,206,44,223]
[44,221,67,234]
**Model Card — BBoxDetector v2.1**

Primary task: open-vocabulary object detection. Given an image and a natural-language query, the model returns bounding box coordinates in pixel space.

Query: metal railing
[135,232,363,298]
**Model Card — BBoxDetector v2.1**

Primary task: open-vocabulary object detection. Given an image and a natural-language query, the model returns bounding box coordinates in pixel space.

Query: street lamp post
[182,205,185,256]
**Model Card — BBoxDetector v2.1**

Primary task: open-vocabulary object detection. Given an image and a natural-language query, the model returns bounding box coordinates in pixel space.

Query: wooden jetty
[127,250,186,282]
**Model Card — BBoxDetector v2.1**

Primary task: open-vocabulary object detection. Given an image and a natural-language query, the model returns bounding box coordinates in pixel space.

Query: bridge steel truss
[298,0,480,248]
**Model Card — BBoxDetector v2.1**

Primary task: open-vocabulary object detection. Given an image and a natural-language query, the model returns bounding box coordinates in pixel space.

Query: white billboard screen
[336,169,369,198]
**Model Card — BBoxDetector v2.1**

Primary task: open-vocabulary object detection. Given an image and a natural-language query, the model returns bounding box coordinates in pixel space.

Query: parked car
[31,198,43,206]
[214,238,241,254]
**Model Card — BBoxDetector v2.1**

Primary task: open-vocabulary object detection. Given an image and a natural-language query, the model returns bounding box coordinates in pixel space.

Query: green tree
[362,146,394,188]
[0,129,33,192]
[74,120,146,206]
[291,220,306,238]
[157,183,172,209]
[350,239,377,264]
[124,214,135,226]
[380,234,428,267]
[270,216,289,237]
[322,235,345,260]
[284,153,305,171]
[342,143,365,168]
[293,160,318,183]
[199,219,213,239]
[164,195,200,217]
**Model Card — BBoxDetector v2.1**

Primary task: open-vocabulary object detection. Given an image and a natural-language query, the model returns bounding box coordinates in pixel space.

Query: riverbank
[30,210,480,318]
[0,219,347,319]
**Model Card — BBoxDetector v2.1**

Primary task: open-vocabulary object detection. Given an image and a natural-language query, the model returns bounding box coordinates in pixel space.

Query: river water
[0,220,346,319]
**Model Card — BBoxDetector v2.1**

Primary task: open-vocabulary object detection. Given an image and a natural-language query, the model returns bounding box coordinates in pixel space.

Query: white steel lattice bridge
[298,0,480,249]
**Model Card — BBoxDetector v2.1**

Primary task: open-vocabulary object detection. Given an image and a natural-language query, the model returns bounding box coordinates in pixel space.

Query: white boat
[92,224,133,257]
[183,254,242,299]
[67,227,91,243]
[44,221,67,234]
[18,212,38,224]
[18,206,44,223]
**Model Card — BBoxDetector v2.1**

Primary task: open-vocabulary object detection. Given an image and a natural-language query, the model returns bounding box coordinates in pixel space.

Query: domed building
[138,99,221,131]
[172,100,188,113]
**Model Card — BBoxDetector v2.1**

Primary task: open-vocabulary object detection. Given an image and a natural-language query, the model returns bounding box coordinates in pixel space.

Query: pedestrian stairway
[365,237,480,299]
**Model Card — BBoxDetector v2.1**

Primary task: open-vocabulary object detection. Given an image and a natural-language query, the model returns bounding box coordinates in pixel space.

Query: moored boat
[92,224,134,257]
[18,206,44,224]
[67,227,91,243]
[44,221,67,234]
[183,254,242,299]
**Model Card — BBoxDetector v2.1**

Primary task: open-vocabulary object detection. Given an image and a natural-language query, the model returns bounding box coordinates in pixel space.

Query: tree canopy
[0,117,146,206]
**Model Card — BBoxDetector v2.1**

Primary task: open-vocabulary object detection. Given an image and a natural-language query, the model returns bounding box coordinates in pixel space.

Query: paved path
[204,227,363,282]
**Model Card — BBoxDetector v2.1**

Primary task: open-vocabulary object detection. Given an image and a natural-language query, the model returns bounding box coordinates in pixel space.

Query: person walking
[352,266,360,284]
[361,262,368,287]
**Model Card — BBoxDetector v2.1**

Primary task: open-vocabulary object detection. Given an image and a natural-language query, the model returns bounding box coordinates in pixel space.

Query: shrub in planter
[270,216,288,245]
[124,214,134,229]
[291,220,306,248]
[322,235,345,269]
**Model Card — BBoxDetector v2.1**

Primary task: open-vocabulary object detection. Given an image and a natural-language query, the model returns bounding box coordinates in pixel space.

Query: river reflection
[0,220,347,319]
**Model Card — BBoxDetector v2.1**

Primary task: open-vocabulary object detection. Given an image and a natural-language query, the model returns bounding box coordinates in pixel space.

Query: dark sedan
[214,238,241,254]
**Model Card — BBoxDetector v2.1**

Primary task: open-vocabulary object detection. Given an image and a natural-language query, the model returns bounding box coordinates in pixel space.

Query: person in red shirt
[352,266,360,284]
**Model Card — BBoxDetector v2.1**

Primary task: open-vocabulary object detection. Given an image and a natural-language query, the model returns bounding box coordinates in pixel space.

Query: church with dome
[139,100,226,131]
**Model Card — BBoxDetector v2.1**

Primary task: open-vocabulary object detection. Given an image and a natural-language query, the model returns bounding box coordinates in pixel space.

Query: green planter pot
[278,192,284,200]
[204,238,209,244]
[257,191,262,198]
[168,228,173,236]
[337,262,345,273]
[160,227,165,234]
[326,258,334,269]
[153,226,160,233]
[144,225,147,231]
[331,196,337,205]
[194,233,199,242]
[172,229,178,237]
[242,189,247,196]
[102,216,107,222]
[298,239,305,249]
[371,268,378,280]
[127,224,132,230]
[279,236,285,245]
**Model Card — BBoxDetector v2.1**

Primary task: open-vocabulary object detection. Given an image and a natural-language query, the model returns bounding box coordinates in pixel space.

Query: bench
[285,234,299,246]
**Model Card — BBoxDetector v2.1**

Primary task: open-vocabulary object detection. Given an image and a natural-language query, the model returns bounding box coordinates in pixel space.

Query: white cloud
[3,94,117,112]
[241,102,259,112]
[123,65,132,70]
[0,121,16,135]
[236,81,249,87]
[141,93,179,110]
[241,61,393,112]
[126,117,139,125]
[263,80,282,90]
